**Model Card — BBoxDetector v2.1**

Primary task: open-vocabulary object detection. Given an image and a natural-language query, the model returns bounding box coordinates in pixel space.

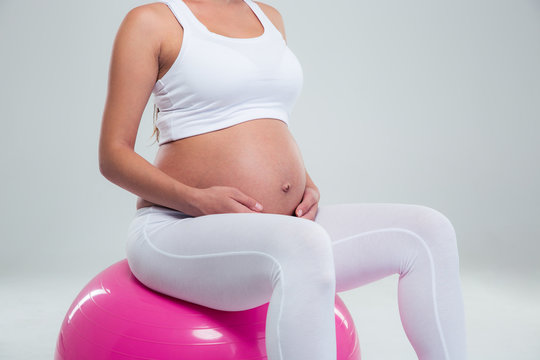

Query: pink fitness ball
[55,259,361,359]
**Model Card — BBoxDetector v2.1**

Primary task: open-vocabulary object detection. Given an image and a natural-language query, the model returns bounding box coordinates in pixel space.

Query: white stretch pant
[126,203,467,360]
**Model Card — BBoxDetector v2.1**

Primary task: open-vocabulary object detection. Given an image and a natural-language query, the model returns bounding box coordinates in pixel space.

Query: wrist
[304,170,318,192]
[305,184,320,200]
[175,183,203,214]
[306,183,318,190]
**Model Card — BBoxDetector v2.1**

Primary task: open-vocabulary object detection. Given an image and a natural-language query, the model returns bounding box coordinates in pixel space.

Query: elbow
[98,143,120,180]
[99,153,114,180]
[99,158,111,178]
[99,153,125,186]
[98,141,133,181]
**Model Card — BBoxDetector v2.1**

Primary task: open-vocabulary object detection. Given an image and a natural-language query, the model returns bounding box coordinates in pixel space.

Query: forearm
[305,169,318,191]
[99,144,198,213]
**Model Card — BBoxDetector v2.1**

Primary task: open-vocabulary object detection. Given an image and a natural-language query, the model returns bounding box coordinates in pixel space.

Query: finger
[229,197,258,213]
[300,205,318,221]
[230,189,263,212]
[295,203,304,217]
[295,201,307,217]
[233,204,258,213]
[295,197,316,217]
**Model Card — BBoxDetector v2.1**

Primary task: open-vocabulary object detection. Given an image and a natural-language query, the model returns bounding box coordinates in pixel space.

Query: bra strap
[158,0,197,33]
[244,0,285,41]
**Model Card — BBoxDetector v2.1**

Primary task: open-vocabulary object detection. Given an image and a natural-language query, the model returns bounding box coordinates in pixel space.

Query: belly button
[281,183,290,192]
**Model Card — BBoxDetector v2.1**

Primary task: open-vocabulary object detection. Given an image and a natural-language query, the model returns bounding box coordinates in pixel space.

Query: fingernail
[297,209,302,217]
[255,203,263,211]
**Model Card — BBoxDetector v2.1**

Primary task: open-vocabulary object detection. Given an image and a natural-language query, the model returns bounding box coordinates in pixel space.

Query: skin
[99,0,320,220]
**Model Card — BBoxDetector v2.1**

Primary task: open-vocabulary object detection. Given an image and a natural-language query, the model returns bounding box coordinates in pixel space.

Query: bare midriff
[136,118,307,216]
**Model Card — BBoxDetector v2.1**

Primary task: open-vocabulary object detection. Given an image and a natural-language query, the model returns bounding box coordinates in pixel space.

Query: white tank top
[152,0,304,145]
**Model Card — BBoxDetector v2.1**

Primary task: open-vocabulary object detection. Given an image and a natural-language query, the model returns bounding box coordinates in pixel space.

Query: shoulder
[253,1,285,27]
[122,3,166,29]
[120,2,177,37]
[115,2,181,54]
[116,2,167,40]
[254,1,287,42]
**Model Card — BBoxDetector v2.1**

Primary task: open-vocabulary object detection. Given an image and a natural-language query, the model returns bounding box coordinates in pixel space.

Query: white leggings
[126,203,467,360]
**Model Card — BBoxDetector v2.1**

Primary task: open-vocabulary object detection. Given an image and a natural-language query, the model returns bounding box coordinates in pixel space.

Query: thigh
[314,202,448,239]
[314,202,456,292]
[127,207,334,311]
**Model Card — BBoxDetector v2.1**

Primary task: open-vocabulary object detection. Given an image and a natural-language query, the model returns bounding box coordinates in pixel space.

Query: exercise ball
[55,259,360,359]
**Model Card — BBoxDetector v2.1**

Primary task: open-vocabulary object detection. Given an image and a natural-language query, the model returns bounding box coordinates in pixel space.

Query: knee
[272,216,333,254]
[418,205,457,237]
[272,218,335,286]
[411,205,459,253]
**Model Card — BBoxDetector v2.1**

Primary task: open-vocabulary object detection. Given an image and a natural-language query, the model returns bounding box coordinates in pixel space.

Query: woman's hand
[189,186,264,216]
[294,185,320,221]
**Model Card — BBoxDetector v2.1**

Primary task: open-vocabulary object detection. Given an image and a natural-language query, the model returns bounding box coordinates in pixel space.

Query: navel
[281,182,290,192]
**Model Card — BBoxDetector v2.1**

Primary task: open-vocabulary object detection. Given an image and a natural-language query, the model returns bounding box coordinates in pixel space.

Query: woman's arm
[99,5,200,214]
[99,5,264,216]
[305,170,319,194]
[294,170,320,220]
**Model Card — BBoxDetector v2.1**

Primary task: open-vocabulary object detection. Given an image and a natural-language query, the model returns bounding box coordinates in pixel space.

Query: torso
[136,0,306,216]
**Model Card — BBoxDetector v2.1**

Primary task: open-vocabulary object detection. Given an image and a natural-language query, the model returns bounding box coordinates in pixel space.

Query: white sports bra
[152,0,304,145]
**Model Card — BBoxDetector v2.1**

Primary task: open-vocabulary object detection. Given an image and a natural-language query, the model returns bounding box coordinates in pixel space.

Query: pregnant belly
[138,119,307,216]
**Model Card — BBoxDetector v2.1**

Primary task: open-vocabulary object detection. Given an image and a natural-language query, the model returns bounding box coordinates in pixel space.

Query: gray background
[1,0,539,359]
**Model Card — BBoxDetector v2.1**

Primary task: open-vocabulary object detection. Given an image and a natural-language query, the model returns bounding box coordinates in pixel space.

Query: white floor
[1,269,539,359]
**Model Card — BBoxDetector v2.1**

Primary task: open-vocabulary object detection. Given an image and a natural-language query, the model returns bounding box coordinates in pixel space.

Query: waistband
[134,205,192,218]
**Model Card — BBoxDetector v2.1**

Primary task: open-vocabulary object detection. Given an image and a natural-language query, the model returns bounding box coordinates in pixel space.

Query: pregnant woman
[98,0,467,359]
